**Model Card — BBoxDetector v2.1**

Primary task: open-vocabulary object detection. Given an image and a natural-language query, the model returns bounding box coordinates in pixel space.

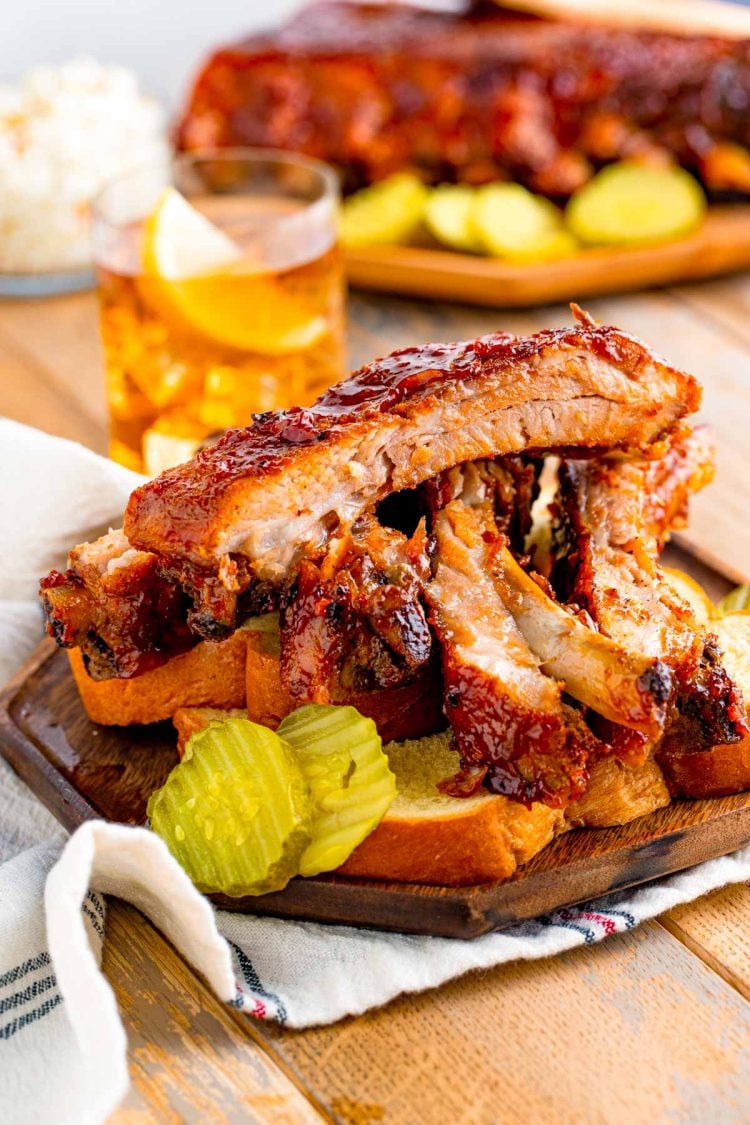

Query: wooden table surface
[2,281,750,1123]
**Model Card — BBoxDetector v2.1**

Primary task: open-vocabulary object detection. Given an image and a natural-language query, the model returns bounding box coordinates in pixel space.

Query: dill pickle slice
[277,704,397,877]
[500,227,578,263]
[425,184,480,252]
[147,718,312,896]
[565,161,706,245]
[340,174,429,249]
[472,183,565,259]
[716,584,750,617]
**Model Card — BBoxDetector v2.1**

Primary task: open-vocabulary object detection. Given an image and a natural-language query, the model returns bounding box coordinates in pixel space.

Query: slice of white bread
[68,630,248,726]
[69,615,443,740]
[174,706,247,756]
[338,732,567,885]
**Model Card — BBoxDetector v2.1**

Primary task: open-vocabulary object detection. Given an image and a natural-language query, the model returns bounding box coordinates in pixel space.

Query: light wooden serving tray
[1,543,749,939]
[344,206,750,308]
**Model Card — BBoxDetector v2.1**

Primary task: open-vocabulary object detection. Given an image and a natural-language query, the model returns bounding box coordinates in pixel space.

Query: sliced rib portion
[124,312,700,582]
[39,530,192,679]
[489,543,672,737]
[553,427,747,746]
[39,530,276,680]
[177,1,750,197]
[422,456,541,554]
[279,516,432,704]
[43,314,700,678]
[426,500,595,805]
[639,425,715,543]
[553,427,712,671]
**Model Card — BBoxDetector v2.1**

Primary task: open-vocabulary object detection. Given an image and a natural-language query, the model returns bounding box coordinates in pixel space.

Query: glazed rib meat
[39,530,193,679]
[489,543,672,737]
[177,0,750,197]
[279,515,432,703]
[422,455,541,554]
[124,312,700,582]
[426,500,595,805]
[424,456,673,733]
[41,313,701,678]
[553,427,748,747]
[553,430,711,671]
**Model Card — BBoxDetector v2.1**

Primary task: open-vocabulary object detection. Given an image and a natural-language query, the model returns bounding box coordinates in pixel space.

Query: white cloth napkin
[2,418,750,1124]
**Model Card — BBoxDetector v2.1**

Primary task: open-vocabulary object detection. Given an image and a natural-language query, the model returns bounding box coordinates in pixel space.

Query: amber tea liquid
[96,191,345,475]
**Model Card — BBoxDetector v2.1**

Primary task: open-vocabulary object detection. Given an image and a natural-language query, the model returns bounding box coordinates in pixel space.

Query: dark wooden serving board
[2,543,749,939]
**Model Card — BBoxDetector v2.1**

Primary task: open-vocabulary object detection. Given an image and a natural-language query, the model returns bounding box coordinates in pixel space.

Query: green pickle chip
[498,226,578,263]
[565,161,706,245]
[147,718,312,896]
[340,173,429,249]
[425,184,480,252]
[471,183,567,260]
[278,704,397,877]
[716,584,750,617]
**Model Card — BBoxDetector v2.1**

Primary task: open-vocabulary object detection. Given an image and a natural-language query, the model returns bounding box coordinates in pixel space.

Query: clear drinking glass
[93,149,345,475]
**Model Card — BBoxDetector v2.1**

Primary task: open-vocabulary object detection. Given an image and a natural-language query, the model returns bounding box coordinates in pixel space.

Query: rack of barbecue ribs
[176,0,750,198]
[40,308,750,810]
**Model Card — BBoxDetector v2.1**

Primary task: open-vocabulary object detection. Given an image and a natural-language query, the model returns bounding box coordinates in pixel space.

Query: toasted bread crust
[339,800,566,885]
[69,632,248,725]
[173,706,246,756]
[244,632,445,741]
[243,634,291,728]
[566,756,671,827]
[660,738,750,798]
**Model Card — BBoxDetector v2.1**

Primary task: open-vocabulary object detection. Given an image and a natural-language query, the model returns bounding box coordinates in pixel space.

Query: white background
[3,0,306,108]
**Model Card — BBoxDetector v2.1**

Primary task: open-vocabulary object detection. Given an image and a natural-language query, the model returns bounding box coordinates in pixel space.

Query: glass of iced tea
[93,149,345,474]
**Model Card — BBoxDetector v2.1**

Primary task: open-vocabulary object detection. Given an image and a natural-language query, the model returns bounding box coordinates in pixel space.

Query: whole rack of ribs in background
[40,309,749,811]
[176,0,750,197]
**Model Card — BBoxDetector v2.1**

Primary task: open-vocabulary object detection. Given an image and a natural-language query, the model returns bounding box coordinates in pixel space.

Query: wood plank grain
[261,921,750,1124]
[670,274,750,349]
[102,900,328,1124]
[0,338,104,451]
[346,291,542,373]
[663,884,750,1003]
[0,293,107,438]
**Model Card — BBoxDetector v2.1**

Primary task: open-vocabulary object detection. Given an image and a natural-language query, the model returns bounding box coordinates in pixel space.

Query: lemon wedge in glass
[142,187,327,355]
